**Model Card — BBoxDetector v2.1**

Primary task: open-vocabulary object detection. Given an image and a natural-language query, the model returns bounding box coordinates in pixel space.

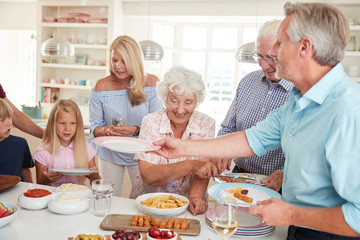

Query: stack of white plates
[205,206,275,237]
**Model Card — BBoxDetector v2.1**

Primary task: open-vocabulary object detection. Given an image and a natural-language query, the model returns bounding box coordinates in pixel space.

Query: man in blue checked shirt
[216,20,293,191]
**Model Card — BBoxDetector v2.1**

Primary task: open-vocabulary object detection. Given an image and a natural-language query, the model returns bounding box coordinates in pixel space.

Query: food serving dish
[48,193,90,215]
[92,136,160,153]
[0,174,21,192]
[147,229,177,240]
[100,214,200,236]
[0,202,18,228]
[208,183,281,206]
[18,188,56,210]
[136,193,189,216]
[50,168,98,176]
[72,233,106,240]
[55,183,92,199]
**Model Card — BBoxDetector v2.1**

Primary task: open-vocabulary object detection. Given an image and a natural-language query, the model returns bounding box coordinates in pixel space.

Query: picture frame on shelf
[74,54,88,65]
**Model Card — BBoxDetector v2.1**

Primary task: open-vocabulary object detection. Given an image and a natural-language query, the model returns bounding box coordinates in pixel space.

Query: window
[152,22,262,128]
[0,30,37,109]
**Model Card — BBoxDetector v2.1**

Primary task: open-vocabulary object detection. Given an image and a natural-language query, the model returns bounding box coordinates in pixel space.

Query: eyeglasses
[253,54,276,65]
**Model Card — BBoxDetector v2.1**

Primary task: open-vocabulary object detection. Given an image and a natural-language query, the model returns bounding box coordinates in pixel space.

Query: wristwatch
[134,125,140,136]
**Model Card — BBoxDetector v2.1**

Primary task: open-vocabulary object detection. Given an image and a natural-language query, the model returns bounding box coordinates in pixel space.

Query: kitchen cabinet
[36,0,122,123]
[332,1,360,83]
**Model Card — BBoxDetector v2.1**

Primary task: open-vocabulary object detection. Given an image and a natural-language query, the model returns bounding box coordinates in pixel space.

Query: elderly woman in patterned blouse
[130,65,216,215]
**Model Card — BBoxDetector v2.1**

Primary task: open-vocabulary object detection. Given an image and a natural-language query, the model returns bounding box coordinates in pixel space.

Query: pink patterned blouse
[129,109,215,199]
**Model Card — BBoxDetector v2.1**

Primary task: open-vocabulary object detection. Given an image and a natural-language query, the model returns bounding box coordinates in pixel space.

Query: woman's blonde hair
[42,99,88,168]
[109,35,146,106]
[0,99,13,119]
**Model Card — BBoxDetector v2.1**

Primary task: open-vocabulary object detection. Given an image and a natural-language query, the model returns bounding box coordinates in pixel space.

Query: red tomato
[149,228,161,237]
[164,230,175,239]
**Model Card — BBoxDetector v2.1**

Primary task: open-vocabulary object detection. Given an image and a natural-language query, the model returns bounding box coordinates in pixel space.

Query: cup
[92,180,114,217]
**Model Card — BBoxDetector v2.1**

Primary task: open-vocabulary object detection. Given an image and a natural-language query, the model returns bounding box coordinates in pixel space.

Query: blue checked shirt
[218,70,293,175]
[89,87,163,166]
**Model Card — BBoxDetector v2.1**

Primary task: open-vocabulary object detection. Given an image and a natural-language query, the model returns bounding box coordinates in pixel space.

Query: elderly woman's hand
[188,197,208,215]
[195,162,218,179]
[212,158,232,173]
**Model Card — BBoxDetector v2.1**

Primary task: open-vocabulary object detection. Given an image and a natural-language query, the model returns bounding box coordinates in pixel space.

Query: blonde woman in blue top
[89,35,163,197]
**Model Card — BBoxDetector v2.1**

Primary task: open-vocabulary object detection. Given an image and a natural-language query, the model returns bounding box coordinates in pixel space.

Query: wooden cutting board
[68,232,182,240]
[100,214,200,236]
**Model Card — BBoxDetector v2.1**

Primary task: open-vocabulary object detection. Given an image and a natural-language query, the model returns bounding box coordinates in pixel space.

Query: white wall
[0,2,36,30]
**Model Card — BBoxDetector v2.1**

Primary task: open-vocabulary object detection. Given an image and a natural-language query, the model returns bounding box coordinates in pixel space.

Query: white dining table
[0,182,288,240]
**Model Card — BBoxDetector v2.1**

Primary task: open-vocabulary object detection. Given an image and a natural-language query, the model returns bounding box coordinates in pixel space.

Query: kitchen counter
[0,182,288,240]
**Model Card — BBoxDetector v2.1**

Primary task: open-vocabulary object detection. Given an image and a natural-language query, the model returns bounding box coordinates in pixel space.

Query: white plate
[92,136,160,153]
[0,202,18,228]
[48,194,89,215]
[208,183,281,206]
[136,192,189,216]
[50,168,98,176]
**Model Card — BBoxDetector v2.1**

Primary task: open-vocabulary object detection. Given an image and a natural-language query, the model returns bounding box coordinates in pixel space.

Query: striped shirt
[217,70,293,175]
[89,86,163,166]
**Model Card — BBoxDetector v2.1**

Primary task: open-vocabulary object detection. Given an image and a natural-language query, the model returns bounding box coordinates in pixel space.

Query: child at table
[0,98,34,182]
[34,99,100,187]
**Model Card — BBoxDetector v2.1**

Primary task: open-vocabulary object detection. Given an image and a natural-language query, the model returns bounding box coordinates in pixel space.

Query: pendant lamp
[235,42,256,63]
[139,0,164,61]
[235,0,258,64]
[41,2,74,57]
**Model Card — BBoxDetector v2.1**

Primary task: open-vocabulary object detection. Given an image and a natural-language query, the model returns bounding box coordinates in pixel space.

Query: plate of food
[50,168,98,176]
[135,193,189,216]
[55,183,92,198]
[92,136,160,153]
[18,188,56,210]
[0,174,21,192]
[100,214,201,236]
[71,233,106,240]
[0,202,19,228]
[214,173,267,185]
[208,183,281,206]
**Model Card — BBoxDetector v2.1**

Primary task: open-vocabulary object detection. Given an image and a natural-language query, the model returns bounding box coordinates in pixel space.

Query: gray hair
[284,2,349,66]
[258,20,282,39]
[157,65,206,106]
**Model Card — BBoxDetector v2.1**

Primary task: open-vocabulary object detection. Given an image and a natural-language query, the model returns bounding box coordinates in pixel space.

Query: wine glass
[212,199,238,239]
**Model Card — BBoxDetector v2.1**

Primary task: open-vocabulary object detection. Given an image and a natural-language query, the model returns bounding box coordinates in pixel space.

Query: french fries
[140,195,187,209]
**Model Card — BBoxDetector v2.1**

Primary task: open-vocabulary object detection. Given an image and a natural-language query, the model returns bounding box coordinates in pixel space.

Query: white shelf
[40,83,92,90]
[41,63,107,70]
[345,51,360,57]
[41,23,108,28]
[350,25,360,31]
[73,44,107,49]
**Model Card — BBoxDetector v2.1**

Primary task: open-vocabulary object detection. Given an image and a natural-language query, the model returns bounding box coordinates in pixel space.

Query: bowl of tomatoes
[147,227,177,240]
[18,188,55,210]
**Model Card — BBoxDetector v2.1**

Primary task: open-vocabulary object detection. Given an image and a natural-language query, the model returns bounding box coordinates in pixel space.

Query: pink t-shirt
[33,141,96,187]
[129,109,215,199]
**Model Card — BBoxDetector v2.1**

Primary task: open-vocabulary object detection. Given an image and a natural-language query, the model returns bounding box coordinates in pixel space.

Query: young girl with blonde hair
[34,99,100,186]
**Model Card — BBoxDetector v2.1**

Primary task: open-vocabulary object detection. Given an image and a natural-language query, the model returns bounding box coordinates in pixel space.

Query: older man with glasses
[214,20,293,191]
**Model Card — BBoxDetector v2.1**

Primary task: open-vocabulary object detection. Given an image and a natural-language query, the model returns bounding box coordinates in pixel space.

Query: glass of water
[92,180,114,217]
